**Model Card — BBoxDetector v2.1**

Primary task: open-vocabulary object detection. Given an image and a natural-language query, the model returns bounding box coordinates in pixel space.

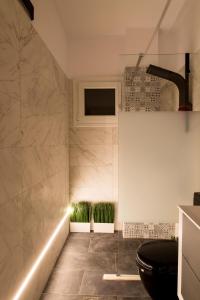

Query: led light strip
[13,207,72,300]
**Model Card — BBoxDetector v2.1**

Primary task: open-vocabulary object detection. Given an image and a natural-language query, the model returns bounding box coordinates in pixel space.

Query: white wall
[159,0,200,54]
[32,0,69,76]
[68,36,124,77]
[66,1,200,227]
[119,112,200,223]
[68,29,158,77]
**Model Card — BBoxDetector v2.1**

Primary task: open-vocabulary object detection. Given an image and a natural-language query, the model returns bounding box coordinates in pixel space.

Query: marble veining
[69,84,118,214]
[0,98,21,147]
[70,145,113,167]
[0,0,20,82]
[70,127,113,145]
[0,1,69,299]
[0,148,22,202]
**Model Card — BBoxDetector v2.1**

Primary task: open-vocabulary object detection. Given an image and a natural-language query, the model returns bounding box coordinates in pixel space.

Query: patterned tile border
[123,66,161,112]
[123,222,176,239]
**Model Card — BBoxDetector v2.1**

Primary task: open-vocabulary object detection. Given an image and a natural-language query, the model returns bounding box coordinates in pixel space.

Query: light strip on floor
[13,206,73,300]
[103,274,141,281]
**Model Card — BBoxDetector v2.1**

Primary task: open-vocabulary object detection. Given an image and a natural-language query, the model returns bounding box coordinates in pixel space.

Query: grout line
[78,270,86,295]
[42,291,149,298]
[114,252,118,274]
[42,233,148,299]
[41,291,149,298]
[88,237,92,253]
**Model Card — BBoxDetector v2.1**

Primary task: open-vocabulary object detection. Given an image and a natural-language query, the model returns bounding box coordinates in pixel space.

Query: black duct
[18,0,34,20]
[146,53,192,111]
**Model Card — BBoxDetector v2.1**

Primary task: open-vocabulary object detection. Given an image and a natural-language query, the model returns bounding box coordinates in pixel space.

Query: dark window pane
[84,88,115,116]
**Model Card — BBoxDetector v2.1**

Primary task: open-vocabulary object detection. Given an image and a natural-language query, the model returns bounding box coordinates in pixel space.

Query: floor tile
[79,272,149,297]
[84,297,117,300]
[41,294,117,300]
[91,232,120,240]
[55,251,116,273]
[118,240,141,254]
[44,270,84,295]
[117,297,151,300]
[42,233,151,300]
[116,251,138,275]
[40,294,83,300]
[89,238,118,253]
[117,232,123,240]
[63,237,90,253]
[68,233,92,240]
[139,239,154,245]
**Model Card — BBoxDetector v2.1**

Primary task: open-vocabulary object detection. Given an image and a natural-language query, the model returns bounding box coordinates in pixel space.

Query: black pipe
[146,54,192,111]
[18,0,34,20]
[183,53,191,111]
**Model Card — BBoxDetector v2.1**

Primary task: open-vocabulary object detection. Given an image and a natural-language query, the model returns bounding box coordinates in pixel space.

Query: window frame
[73,79,121,127]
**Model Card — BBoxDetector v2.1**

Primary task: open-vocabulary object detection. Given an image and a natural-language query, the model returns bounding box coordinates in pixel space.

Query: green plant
[93,202,115,223]
[70,202,92,223]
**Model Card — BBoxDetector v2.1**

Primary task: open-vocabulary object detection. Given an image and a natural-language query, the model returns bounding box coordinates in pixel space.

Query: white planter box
[70,222,90,233]
[93,223,114,233]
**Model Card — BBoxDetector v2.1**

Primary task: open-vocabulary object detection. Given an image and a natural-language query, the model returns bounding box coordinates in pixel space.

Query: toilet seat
[136,239,178,273]
[136,239,179,300]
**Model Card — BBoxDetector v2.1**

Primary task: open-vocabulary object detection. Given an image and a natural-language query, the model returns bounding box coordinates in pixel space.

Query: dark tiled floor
[40,232,151,300]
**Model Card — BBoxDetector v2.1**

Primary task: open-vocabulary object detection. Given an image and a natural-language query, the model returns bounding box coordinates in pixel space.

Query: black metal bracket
[18,0,34,20]
[182,53,191,111]
[146,53,192,111]
[194,192,200,206]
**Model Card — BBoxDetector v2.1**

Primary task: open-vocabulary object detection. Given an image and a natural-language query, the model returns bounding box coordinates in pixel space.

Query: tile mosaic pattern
[123,222,175,239]
[123,67,161,112]
[0,1,69,299]
[40,232,151,300]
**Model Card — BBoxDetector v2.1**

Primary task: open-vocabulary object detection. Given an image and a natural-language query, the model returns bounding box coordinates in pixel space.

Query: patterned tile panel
[123,67,161,112]
[123,222,175,239]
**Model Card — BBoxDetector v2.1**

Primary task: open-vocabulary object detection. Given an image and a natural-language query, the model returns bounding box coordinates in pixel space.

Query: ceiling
[55,0,186,39]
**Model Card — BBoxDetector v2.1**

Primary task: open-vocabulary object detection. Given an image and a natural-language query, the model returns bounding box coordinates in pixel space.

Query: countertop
[179,205,200,230]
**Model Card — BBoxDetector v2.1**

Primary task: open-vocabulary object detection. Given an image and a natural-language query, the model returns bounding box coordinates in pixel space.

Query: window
[73,79,121,127]
[84,88,116,116]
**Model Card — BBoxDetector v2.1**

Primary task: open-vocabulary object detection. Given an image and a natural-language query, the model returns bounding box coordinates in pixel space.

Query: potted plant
[70,201,92,232]
[93,202,115,233]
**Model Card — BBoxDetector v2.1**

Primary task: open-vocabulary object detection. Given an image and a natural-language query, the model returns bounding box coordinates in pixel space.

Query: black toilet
[136,239,178,300]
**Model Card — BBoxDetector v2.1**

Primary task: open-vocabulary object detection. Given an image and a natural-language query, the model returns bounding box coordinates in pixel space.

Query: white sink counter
[179,205,200,229]
[178,205,200,300]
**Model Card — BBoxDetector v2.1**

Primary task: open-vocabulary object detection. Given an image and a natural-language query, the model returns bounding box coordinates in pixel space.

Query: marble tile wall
[0,1,69,300]
[69,84,118,224]
[69,127,118,202]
